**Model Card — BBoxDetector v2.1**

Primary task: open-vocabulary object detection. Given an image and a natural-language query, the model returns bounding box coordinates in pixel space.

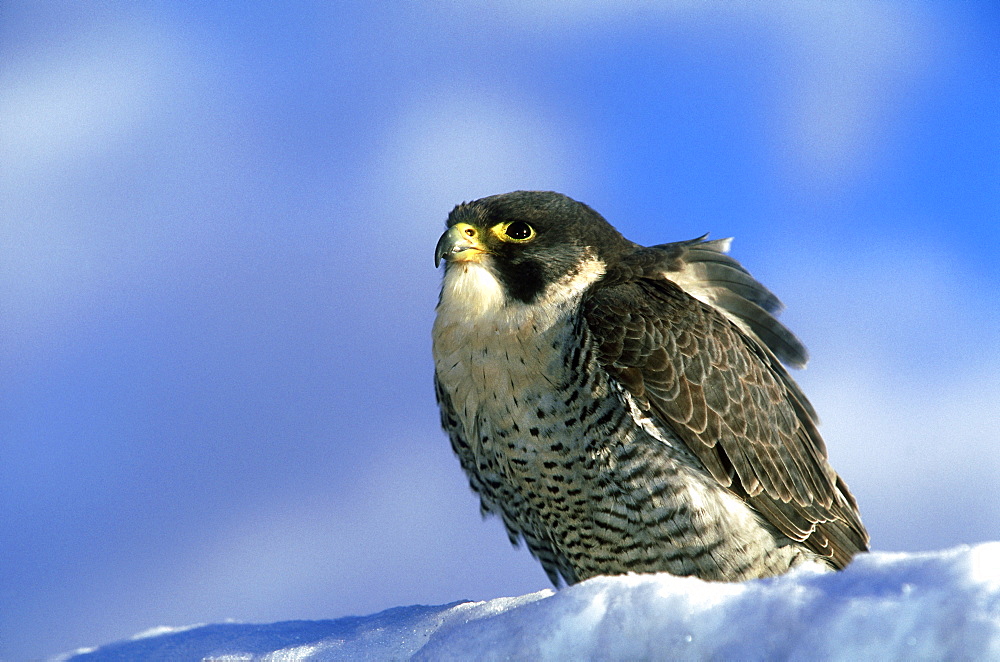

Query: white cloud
[0,20,186,337]
[439,0,940,188]
[137,432,544,621]
[767,2,939,188]
[0,16,243,362]
[372,86,593,243]
[777,245,1000,551]
[0,20,185,176]
[806,366,1000,550]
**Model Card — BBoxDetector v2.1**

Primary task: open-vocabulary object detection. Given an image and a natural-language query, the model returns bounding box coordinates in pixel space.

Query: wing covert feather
[582,273,868,567]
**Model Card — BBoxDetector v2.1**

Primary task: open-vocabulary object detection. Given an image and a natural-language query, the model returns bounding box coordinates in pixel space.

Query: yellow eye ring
[498,221,535,242]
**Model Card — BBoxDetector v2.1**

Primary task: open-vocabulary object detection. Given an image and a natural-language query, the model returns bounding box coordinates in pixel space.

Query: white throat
[435,262,508,325]
[432,256,607,446]
[433,256,606,334]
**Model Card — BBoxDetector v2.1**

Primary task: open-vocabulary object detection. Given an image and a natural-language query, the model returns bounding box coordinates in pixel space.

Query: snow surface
[59,542,1000,661]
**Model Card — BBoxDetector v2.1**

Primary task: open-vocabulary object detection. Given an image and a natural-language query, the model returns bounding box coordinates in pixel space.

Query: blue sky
[2,2,998,658]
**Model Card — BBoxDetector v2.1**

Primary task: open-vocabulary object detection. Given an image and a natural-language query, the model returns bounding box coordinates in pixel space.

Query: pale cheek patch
[543,256,606,305]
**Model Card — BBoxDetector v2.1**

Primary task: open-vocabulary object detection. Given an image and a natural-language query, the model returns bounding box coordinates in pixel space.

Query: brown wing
[583,241,868,567]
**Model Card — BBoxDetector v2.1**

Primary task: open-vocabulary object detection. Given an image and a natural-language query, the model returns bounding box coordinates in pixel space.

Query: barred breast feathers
[432,255,606,454]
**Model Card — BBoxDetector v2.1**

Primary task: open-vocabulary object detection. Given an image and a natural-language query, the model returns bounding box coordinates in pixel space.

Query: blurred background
[2,1,997,658]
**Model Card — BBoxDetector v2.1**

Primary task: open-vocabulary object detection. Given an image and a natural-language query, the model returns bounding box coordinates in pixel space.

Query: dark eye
[503,221,534,241]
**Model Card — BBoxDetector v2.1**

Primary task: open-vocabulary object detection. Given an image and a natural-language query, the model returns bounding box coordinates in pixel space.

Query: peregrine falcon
[432,191,868,584]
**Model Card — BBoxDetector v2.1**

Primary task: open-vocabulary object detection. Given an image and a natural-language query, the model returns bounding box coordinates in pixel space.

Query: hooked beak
[434,223,487,267]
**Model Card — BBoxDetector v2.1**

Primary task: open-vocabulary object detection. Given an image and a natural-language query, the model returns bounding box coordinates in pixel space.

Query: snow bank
[60,543,1000,661]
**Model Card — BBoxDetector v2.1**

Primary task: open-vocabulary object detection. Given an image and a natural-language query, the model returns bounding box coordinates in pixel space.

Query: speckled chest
[435,299,583,456]
[432,261,611,480]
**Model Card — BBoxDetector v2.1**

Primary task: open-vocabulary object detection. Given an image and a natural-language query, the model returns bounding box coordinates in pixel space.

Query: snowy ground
[60,542,1000,661]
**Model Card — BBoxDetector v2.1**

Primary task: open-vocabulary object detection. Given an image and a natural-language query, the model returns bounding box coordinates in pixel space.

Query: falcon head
[434,191,632,305]
[435,190,810,370]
